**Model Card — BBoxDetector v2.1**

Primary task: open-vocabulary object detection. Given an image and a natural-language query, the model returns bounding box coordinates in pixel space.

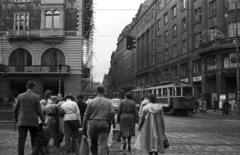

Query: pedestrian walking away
[76,94,87,127]
[139,93,150,115]
[117,92,139,151]
[61,93,81,153]
[213,98,218,112]
[82,85,115,155]
[134,94,166,155]
[13,80,45,155]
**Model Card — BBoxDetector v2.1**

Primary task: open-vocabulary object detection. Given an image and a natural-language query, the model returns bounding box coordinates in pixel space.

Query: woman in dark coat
[117,92,139,151]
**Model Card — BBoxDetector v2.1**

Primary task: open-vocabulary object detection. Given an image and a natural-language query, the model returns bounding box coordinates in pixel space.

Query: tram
[131,82,196,115]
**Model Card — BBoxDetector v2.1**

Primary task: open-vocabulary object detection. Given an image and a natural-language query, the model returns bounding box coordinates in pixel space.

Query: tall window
[180,63,189,77]
[165,31,168,42]
[41,48,65,65]
[210,27,217,41]
[158,35,161,46]
[14,13,29,30]
[158,19,161,30]
[195,7,202,23]
[171,66,177,79]
[172,5,177,18]
[182,17,187,31]
[195,32,202,48]
[181,0,186,10]
[165,48,169,60]
[9,48,32,66]
[229,22,240,37]
[209,0,217,17]
[206,56,217,70]
[164,13,168,24]
[45,10,60,29]
[173,25,177,37]
[173,44,177,57]
[182,40,187,53]
[193,60,201,74]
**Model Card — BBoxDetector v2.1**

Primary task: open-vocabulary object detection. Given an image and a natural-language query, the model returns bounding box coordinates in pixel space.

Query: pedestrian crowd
[13,80,168,155]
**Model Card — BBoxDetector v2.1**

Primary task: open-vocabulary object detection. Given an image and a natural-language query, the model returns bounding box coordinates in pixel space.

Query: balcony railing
[0,65,70,74]
[200,37,236,52]
[7,30,40,38]
[40,29,64,37]
[41,0,64,4]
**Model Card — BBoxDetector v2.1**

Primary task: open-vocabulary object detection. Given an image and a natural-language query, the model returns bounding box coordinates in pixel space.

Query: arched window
[53,10,60,28]
[45,11,52,28]
[41,48,65,65]
[45,10,61,29]
[9,48,32,66]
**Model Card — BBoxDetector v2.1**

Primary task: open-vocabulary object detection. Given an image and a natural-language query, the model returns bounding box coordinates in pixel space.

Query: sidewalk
[196,109,240,118]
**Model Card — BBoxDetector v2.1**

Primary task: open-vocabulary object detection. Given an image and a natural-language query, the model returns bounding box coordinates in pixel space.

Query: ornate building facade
[0,0,85,98]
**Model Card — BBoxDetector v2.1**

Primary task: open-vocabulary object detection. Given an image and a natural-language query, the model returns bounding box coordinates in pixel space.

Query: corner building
[0,0,84,98]
[108,0,240,108]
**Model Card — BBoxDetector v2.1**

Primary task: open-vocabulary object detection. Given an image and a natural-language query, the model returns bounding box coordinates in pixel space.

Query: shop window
[164,13,168,24]
[195,7,202,23]
[9,48,32,66]
[14,13,29,30]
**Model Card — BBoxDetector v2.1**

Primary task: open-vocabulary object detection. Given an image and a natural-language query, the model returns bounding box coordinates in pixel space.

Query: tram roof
[131,82,192,92]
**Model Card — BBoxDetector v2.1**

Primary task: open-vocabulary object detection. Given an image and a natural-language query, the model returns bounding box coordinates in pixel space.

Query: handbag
[164,133,169,149]
[79,135,89,155]
[112,129,121,142]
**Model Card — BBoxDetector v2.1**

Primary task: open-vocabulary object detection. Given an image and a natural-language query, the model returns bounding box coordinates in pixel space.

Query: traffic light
[126,36,136,50]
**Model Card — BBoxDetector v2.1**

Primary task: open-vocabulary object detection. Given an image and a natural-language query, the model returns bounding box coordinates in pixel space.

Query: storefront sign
[193,76,202,82]
[180,78,189,83]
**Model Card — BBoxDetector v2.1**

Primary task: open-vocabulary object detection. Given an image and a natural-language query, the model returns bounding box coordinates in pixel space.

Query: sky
[93,0,143,82]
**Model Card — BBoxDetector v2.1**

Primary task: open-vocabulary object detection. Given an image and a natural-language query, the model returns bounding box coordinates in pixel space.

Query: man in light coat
[13,80,45,155]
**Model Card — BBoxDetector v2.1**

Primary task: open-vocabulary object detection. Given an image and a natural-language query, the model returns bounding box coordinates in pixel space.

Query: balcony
[200,37,237,54]
[7,30,40,40]
[0,65,70,74]
[40,29,64,43]
[41,0,64,4]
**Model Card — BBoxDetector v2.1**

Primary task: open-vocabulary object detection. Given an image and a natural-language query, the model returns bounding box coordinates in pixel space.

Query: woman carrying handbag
[134,94,167,155]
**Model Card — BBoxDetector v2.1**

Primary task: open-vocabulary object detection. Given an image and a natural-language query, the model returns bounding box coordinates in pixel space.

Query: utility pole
[235,2,240,115]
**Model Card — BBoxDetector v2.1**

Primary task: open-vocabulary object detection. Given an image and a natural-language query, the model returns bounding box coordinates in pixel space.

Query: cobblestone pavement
[1,110,240,155]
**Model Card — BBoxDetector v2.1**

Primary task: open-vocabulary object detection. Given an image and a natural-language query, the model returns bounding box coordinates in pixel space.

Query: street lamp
[58,64,62,94]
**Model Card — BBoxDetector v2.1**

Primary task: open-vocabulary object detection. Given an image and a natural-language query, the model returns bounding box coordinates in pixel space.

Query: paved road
[1,111,240,155]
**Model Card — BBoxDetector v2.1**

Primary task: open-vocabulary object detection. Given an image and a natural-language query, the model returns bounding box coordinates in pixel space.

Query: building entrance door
[43,82,64,96]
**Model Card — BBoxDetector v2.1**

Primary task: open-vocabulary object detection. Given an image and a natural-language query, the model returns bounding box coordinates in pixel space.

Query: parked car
[110,98,121,112]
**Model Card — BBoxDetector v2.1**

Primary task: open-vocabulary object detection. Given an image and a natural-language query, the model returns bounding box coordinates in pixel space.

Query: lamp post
[58,64,62,94]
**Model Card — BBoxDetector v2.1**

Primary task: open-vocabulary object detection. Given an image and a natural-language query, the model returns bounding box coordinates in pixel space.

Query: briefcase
[112,129,121,142]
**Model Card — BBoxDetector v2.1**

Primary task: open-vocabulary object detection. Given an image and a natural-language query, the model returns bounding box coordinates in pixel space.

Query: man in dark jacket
[13,80,45,155]
[76,94,87,127]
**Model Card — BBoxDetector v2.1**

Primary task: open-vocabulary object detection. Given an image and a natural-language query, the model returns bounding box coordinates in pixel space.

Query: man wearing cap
[13,80,45,155]
[82,85,115,155]
[61,94,81,153]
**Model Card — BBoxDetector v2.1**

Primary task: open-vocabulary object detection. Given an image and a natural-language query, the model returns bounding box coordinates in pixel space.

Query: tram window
[173,88,176,96]
[158,89,162,97]
[154,89,156,95]
[183,87,192,96]
[149,90,152,94]
[163,88,167,97]
[169,88,172,96]
[176,87,181,96]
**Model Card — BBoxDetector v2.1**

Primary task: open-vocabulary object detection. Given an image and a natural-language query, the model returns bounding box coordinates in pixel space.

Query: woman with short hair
[117,92,139,151]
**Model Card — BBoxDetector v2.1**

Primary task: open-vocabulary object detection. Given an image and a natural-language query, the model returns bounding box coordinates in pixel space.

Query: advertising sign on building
[193,76,202,82]
[180,78,189,83]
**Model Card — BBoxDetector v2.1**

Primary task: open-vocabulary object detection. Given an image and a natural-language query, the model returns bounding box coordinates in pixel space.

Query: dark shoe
[123,143,126,150]
[128,145,131,151]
